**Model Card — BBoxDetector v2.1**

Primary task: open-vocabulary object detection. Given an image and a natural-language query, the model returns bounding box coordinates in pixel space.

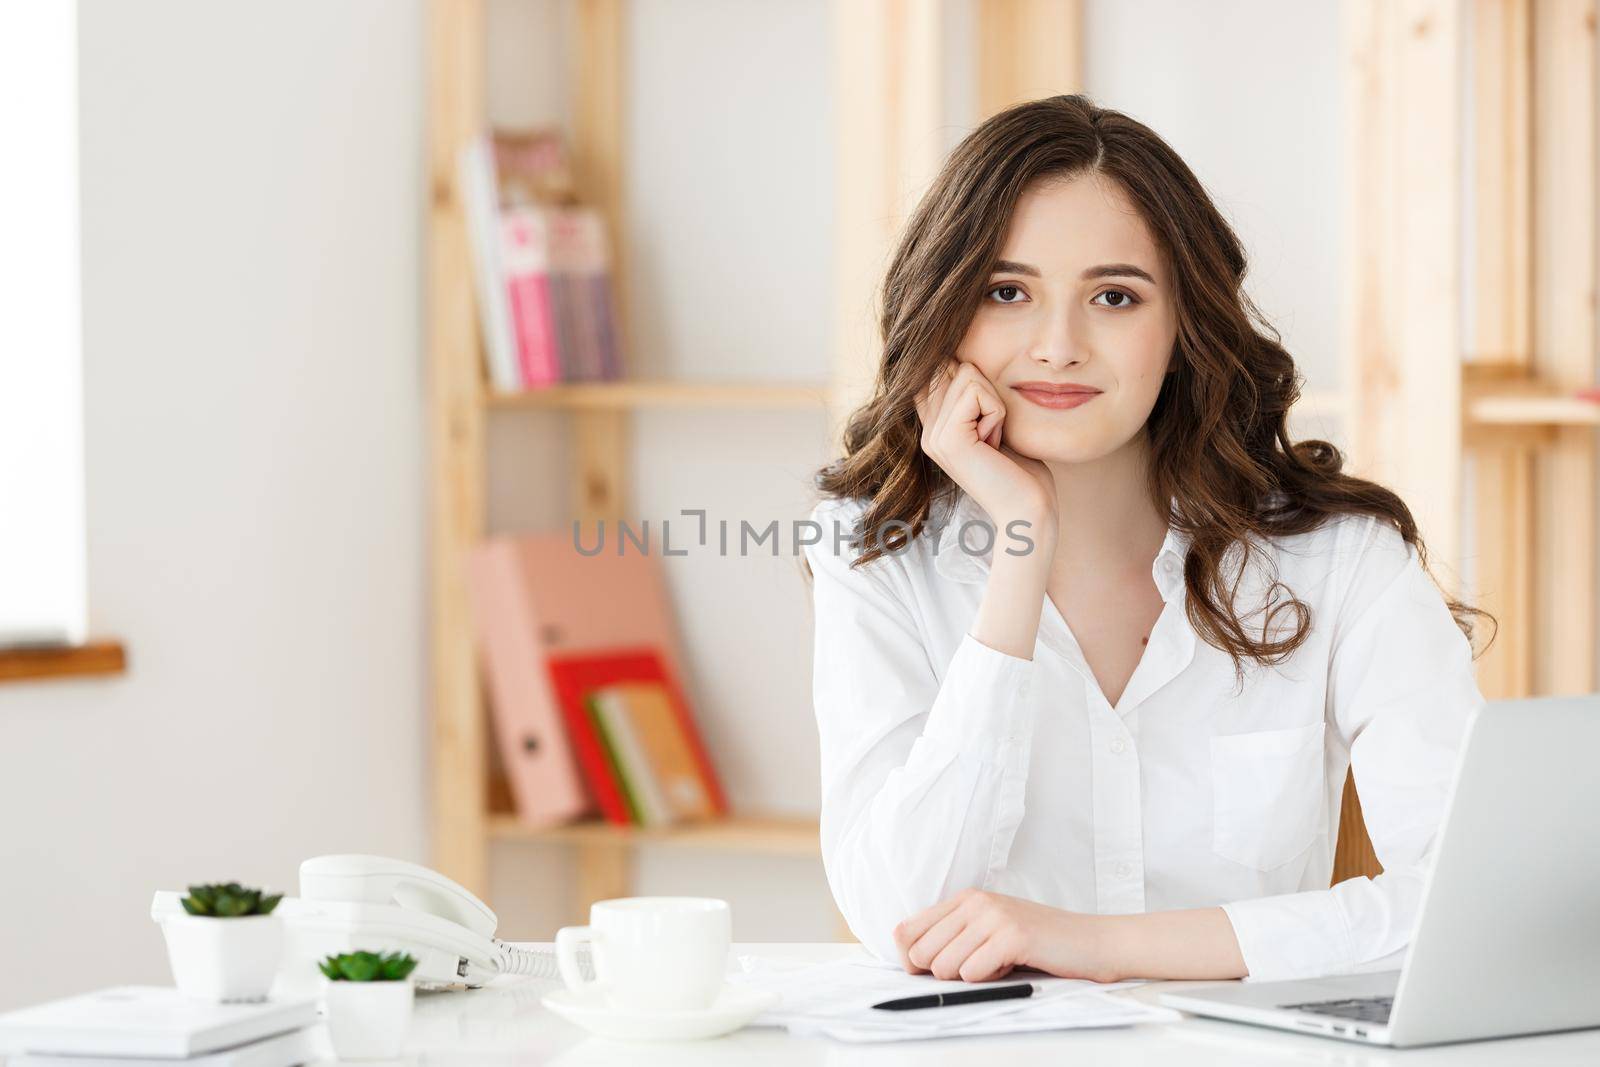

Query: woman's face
[955,172,1179,464]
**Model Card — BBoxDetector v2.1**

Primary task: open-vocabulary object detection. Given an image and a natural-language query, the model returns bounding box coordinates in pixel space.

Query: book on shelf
[465,532,726,830]
[547,646,727,827]
[591,680,720,824]
[499,208,560,385]
[459,128,623,393]
[491,127,576,206]
[465,538,590,827]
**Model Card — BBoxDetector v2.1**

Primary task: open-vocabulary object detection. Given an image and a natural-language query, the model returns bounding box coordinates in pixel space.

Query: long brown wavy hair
[807,93,1493,683]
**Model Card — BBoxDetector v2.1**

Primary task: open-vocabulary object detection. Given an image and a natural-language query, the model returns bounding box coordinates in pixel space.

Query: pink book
[500,208,560,386]
[548,209,604,380]
[466,540,590,826]
[512,529,691,683]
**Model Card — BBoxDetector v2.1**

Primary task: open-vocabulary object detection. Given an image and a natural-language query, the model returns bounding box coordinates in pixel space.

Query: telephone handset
[293,854,523,986]
[150,854,591,992]
[300,855,498,937]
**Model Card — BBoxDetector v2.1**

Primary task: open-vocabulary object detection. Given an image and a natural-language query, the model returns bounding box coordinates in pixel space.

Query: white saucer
[540,985,779,1042]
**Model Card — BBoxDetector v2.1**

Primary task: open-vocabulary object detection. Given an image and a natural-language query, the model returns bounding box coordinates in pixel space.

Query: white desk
[399,943,1600,1065]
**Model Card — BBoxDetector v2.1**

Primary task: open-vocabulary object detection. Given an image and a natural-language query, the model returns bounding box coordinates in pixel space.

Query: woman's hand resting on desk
[892,888,1250,983]
[892,888,1115,984]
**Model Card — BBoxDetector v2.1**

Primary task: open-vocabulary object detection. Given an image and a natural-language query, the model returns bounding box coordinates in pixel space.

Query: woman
[801,94,1492,986]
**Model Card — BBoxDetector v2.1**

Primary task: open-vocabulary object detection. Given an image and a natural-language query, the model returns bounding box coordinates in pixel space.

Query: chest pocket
[1210,720,1326,871]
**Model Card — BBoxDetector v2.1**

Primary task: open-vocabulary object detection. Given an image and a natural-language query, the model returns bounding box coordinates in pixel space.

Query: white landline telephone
[150,855,592,994]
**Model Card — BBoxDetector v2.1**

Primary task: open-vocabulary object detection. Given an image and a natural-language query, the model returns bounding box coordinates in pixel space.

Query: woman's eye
[1091,288,1140,309]
[985,284,1027,304]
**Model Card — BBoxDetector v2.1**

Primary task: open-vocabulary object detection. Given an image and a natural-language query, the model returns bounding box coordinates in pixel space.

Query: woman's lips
[1013,386,1101,410]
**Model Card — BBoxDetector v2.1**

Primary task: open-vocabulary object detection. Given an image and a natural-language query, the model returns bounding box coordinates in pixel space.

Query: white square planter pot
[324,981,415,1060]
[160,914,284,1002]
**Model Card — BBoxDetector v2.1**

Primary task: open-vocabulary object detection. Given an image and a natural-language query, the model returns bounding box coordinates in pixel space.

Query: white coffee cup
[556,896,731,1012]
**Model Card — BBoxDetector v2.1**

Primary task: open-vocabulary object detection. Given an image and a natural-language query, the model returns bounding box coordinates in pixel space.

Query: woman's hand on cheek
[890,888,1117,984]
[915,358,1058,529]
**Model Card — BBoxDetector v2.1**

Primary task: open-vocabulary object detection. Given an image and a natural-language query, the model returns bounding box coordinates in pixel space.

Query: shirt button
[1161,557,1178,574]
[1109,736,1127,755]
[1115,861,1134,879]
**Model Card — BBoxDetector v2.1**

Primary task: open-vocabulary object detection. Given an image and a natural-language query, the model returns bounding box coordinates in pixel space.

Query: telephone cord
[495,940,594,981]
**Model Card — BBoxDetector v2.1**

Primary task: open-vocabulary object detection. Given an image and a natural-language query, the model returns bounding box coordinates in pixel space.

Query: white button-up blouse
[803,489,1485,983]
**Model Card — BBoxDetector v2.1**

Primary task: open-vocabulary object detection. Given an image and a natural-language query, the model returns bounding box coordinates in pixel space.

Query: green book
[584,690,643,824]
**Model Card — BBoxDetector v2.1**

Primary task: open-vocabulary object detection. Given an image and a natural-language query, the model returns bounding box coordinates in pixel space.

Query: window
[0,1,87,647]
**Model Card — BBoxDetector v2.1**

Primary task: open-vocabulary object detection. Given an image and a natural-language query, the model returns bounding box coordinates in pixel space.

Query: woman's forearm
[895,889,1251,983]
[1094,906,1249,981]
[969,511,1056,659]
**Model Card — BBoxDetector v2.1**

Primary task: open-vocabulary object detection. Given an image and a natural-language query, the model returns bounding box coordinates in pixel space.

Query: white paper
[730,954,1181,1043]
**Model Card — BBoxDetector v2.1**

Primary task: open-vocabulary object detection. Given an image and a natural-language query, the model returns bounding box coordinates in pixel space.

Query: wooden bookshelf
[425,0,838,920]
[0,639,126,684]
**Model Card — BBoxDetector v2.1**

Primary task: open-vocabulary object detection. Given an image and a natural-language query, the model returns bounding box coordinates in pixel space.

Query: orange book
[596,681,718,823]
[546,646,726,825]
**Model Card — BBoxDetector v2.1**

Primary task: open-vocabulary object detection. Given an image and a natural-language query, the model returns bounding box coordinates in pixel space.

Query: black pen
[872,981,1035,1011]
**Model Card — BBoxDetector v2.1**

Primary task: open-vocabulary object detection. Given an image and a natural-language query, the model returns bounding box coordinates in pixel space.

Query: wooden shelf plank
[486,381,832,411]
[0,640,126,683]
[487,813,820,856]
[1463,365,1600,426]
[426,0,491,898]
[1466,392,1600,426]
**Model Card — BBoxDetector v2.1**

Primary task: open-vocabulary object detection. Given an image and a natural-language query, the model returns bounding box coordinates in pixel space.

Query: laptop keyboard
[1277,995,1394,1025]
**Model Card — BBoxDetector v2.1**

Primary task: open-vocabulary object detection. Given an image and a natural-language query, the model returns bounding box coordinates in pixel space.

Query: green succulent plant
[318,950,419,982]
[179,883,283,917]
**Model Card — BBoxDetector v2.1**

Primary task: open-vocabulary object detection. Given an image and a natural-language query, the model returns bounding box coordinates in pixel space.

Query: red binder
[546,647,728,825]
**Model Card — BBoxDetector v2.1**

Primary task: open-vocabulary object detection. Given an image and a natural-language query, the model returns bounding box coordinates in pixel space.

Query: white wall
[0,0,426,1009]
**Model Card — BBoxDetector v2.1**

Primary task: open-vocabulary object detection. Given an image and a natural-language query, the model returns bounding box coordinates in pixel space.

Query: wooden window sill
[0,640,127,683]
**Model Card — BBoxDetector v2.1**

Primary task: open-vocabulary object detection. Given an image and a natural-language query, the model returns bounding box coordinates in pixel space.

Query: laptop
[1160,694,1600,1047]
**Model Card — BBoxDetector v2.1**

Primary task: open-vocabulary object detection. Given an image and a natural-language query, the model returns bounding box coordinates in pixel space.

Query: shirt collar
[932,489,1191,602]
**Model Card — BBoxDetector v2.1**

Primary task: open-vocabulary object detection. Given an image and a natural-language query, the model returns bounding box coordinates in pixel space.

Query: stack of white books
[0,988,320,1067]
